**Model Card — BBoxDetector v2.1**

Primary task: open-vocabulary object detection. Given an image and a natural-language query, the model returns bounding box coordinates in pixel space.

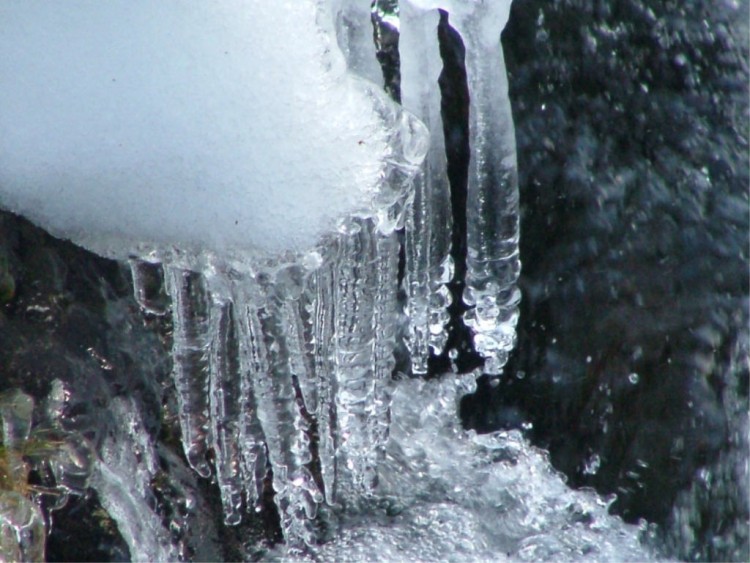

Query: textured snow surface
[0,1,414,258]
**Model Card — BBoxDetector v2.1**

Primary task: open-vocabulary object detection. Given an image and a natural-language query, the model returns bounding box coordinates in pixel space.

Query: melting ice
[0,0,653,559]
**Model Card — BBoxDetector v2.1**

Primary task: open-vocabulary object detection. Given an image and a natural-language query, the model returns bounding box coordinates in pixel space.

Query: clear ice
[450,1,522,375]
[399,1,455,374]
[0,0,653,559]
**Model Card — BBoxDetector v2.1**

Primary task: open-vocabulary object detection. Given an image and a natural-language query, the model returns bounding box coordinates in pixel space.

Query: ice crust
[0,1,415,259]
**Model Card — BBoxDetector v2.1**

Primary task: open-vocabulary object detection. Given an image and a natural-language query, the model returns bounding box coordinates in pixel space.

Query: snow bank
[0,1,420,259]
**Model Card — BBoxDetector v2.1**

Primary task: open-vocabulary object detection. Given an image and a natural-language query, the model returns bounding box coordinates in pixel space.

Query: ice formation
[445,2,522,375]
[0,0,568,557]
[298,377,656,561]
[392,0,520,375]
[399,1,455,373]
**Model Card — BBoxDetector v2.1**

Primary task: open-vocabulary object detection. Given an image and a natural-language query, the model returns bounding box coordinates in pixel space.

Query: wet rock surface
[0,211,232,561]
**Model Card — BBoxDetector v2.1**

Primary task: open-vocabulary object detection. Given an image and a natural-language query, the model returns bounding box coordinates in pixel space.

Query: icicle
[233,295,268,511]
[163,267,212,478]
[280,287,318,420]
[369,230,399,474]
[250,294,323,547]
[308,258,339,505]
[128,258,168,316]
[332,220,380,495]
[206,281,244,525]
[400,1,454,373]
[448,1,520,375]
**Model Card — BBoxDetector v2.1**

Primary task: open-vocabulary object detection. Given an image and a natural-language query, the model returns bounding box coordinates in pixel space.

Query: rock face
[462,1,749,560]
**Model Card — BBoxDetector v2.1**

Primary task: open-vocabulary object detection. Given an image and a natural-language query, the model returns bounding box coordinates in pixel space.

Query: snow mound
[0,1,424,260]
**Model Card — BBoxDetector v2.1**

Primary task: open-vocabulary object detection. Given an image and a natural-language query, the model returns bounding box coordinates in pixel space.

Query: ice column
[447,0,521,374]
[163,268,212,479]
[400,1,454,373]
[332,225,378,496]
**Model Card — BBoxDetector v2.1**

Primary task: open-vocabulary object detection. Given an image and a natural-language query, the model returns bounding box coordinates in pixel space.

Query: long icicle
[309,257,338,505]
[451,2,521,375]
[369,229,399,480]
[163,267,212,478]
[206,290,244,525]
[400,0,454,374]
[332,219,379,496]
[251,291,322,547]
[232,286,269,512]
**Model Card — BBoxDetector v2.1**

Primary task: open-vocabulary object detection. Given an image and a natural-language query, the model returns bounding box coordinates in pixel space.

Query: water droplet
[628,373,639,384]
[583,454,601,475]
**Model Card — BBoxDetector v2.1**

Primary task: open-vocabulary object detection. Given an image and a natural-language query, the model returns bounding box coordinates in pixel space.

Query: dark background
[459,1,748,560]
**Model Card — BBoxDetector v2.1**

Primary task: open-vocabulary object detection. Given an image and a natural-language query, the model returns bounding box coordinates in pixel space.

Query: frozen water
[287,377,656,562]
[0,491,45,562]
[398,0,521,374]
[0,388,98,561]
[92,397,180,562]
[400,1,454,373]
[438,1,521,375]
[0,0,651,559]
[0,391,45,562]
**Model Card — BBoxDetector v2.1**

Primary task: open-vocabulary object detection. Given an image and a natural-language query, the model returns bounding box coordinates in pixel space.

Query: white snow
[0,1,412,259]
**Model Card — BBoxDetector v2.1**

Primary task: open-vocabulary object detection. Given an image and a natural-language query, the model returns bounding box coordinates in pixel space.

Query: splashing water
[299,376,656,561]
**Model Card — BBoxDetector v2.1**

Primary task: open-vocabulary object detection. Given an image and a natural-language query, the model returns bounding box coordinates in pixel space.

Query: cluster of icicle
[129,117,420,546]
[128,0,520,547]
[399,0,520,375]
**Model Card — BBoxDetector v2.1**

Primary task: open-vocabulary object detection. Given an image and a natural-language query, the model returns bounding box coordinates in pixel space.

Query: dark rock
[461,1,748,560]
